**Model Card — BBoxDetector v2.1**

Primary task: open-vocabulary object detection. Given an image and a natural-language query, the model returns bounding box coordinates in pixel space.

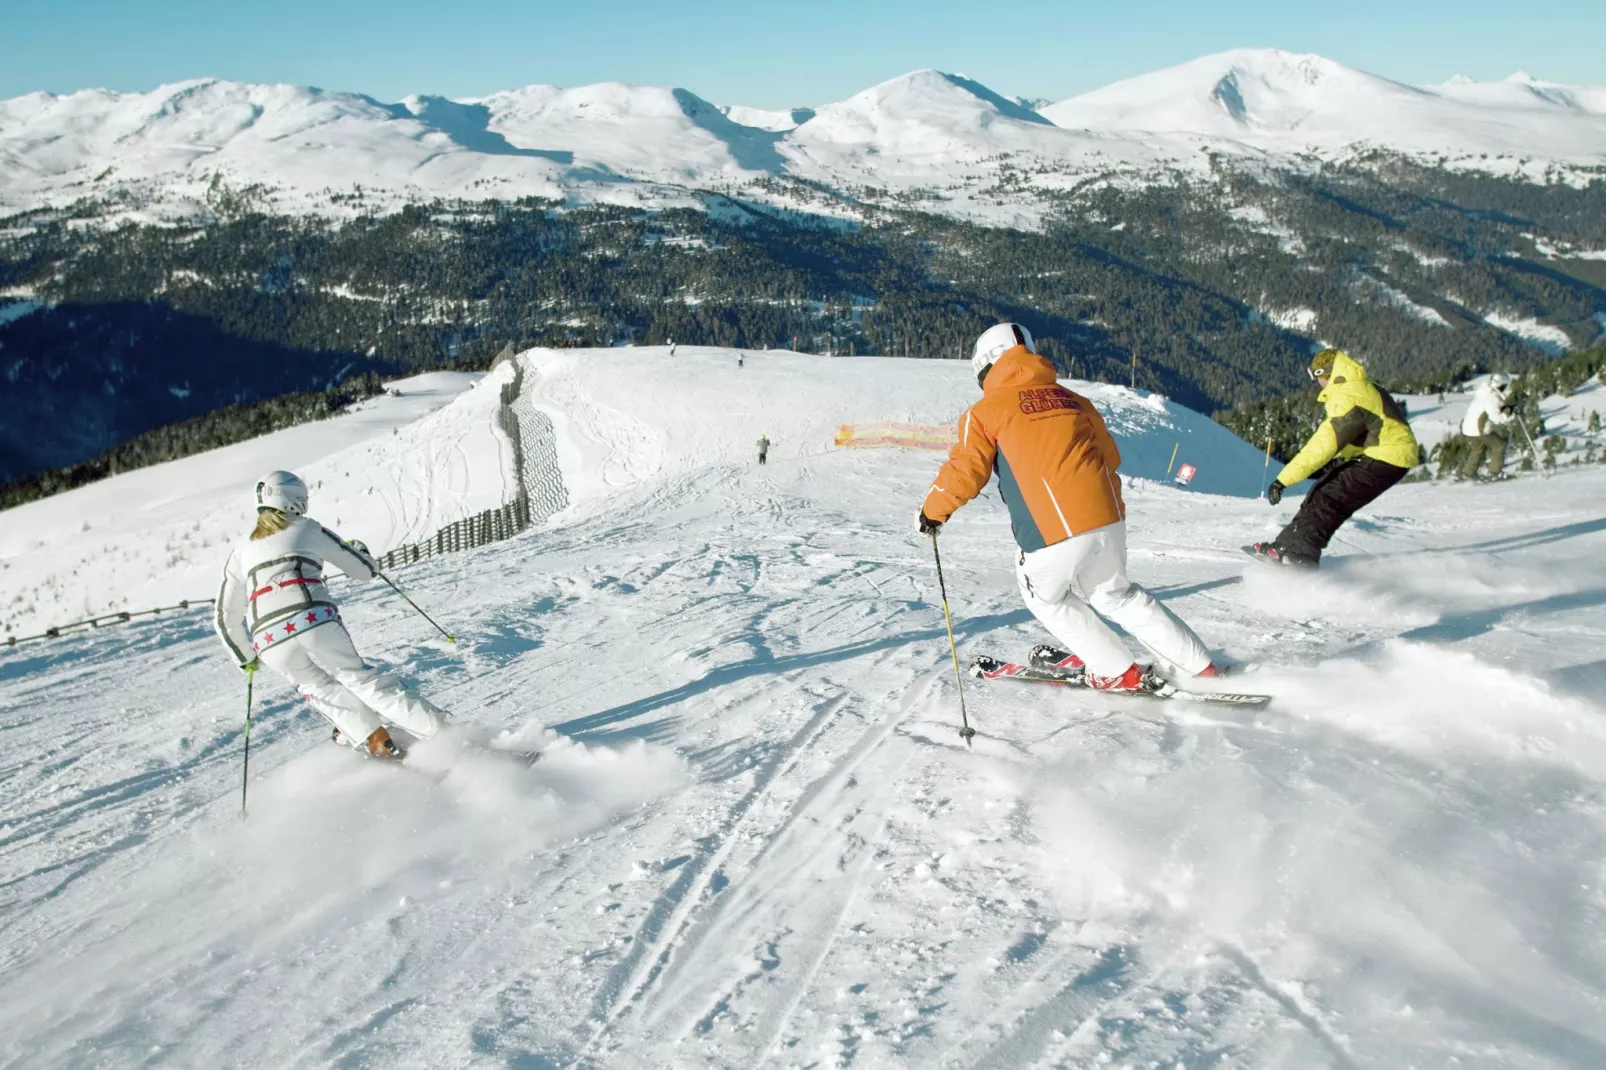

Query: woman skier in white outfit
[214,471,446,759]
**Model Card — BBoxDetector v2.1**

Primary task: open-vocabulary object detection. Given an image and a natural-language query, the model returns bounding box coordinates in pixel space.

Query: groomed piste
[3,345,1606,1068]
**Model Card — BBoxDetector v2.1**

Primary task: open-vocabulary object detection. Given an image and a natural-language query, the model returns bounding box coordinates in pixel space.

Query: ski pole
[1516,419,1549,479]
[240,663,255,819]
[930,531,976,748]
[377,571,456,643]
[1261,437,1272,497]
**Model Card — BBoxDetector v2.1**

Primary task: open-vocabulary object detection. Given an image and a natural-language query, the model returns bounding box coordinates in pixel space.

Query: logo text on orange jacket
[1018,387,1081,416]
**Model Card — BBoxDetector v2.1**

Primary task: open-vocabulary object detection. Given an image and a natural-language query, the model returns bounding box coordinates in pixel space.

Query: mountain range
[4,49,1605,491]
[4,48,1604,226]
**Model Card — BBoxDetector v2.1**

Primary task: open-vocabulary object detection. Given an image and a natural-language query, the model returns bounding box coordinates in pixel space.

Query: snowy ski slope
[0,347,1266,640]
[3,349,1606,1067]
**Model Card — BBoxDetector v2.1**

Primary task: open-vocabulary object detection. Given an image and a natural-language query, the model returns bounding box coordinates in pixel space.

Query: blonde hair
[251,507,294,540]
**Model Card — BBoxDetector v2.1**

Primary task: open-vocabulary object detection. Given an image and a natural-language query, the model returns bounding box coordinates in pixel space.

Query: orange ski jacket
[922,346,1125,551]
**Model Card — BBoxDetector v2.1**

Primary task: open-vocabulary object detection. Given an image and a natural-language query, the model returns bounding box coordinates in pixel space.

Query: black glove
[918,512,943,535]
[1266,481,1284,506]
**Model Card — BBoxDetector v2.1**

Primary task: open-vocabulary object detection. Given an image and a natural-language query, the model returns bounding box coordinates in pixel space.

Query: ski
[333,728,541,767]
[475,745,542,767]
[968,653,1273,709]
[443,738,543,768]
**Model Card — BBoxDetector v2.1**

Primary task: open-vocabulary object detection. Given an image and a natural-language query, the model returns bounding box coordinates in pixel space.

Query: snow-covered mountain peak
[1042,48,1427,136]
[797,68,1050,148]
[481,81,789,177]
[1041,47,1606,165]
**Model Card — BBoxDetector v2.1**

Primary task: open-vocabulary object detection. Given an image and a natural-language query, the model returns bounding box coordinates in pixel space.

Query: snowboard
[969,651,1273,709]
[1240,544,1316,569]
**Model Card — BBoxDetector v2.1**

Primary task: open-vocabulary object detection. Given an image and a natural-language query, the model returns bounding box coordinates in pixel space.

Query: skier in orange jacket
[919,324,1220,691]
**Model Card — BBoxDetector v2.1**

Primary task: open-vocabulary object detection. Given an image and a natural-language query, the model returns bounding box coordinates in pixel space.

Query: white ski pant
[257,622,445,744]
[1015,521,1212,678]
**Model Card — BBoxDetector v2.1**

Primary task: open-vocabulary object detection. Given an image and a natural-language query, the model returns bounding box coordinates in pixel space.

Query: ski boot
[365,727,407,761]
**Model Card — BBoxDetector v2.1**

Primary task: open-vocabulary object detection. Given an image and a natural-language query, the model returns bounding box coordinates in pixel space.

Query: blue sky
[4,0,1601,106]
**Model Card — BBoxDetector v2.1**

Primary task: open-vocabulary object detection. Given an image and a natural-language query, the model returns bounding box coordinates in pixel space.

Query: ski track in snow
[4,350,1606,1067]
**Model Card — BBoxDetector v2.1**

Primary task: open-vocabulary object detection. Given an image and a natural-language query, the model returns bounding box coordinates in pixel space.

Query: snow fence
[378,352,568,570]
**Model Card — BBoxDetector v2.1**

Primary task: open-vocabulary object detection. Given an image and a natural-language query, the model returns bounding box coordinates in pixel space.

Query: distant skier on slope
[1457,373,1515,481]
[1248,348,1418,567]
[213,471,446,760]
[757,434,770,465]
[918,323,1222,692]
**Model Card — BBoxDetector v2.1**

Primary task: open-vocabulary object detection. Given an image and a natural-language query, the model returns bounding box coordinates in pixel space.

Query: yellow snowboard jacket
[1277,351,1419,486]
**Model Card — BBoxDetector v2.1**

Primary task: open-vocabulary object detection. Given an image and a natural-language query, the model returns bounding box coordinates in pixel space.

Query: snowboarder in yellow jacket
[1249,348,1418,567]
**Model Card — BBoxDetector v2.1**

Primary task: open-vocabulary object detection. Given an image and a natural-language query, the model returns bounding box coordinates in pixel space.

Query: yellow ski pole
[930,531,976,747]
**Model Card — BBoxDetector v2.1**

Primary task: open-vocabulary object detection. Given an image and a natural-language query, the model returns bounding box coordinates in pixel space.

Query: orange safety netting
[834,421,957,451]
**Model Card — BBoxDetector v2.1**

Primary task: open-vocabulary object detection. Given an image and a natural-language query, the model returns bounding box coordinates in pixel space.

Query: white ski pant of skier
[257,622,445,745]
[1015,520,1212,678]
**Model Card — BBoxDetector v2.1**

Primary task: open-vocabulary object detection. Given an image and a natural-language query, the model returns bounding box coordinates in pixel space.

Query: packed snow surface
[4,348,1606,1067]
[3,49,1603,226]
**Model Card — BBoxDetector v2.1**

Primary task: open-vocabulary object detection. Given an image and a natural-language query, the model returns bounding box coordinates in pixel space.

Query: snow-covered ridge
[3,49,1602,226]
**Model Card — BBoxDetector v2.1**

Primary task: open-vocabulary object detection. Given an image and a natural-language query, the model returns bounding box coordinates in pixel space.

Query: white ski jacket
[214,517,379,666]
[1461,383,1514,437]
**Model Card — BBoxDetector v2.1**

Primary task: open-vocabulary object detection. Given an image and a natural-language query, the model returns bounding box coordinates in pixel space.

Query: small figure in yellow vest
[1249,348,1418,567]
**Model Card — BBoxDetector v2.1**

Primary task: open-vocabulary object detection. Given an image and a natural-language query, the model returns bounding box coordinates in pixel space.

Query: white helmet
[255,470,309,516]
[972,323,1034,387]
[1489,373,1512,394]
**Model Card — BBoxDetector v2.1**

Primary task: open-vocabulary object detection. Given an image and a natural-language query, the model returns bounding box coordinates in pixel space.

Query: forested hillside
[3,158,1603,483]
[0,373,385,510]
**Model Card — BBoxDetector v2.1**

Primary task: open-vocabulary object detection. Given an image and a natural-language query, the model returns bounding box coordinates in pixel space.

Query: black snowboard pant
[1275,457,1408,564]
